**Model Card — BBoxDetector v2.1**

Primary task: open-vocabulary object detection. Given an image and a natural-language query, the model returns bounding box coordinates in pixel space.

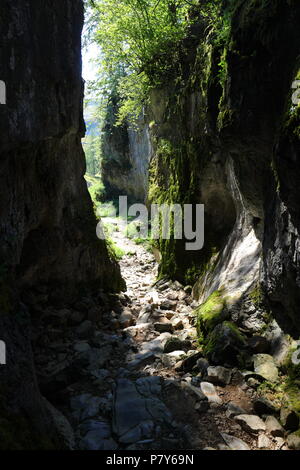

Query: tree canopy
[85,0,223,124]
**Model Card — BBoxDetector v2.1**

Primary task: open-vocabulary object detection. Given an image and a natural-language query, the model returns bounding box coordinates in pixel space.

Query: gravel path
[33,218,289,450]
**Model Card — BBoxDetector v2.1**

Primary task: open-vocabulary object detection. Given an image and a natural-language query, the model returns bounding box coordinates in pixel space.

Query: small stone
[181,381,208,402]
[196,358,210,375]
[200,382,222,404]
[167,292,179,301]
[119,309,135,328]
[76,320,93,339]
[287,431,300,450]
[191,376,202,387]
[231,368,245,385]
[163,336,191,353]
[220,432,250,451]
[184,286,192,295]
[154,322,174,333]
[234,414,266,434]
[160,299,177,311]
[265,415,285,437]
[165,311,175,320]
[180,351,203,372]
[226,402,247,419]
[74,342,91,353]
[206,366,232,386]
[146,291,159,307]
[258,434,272,449]
[253,397,278,416]
[280,407,299,432]
[161,351,186,367]
[253,354,279,383]
[274,437,286,449]
[171,318,184,330]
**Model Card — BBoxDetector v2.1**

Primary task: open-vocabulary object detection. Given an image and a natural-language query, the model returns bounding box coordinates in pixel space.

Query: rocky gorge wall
[147,0,300,345]
[101,95,152,204]
[0,0,123,448]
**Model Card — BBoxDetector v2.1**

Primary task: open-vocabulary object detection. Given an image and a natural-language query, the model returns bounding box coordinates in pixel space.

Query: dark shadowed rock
[280,408,300,432]
[253,397,278,416]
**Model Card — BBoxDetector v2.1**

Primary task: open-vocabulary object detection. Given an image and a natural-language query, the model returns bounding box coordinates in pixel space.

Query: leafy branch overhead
[85,0,223,124]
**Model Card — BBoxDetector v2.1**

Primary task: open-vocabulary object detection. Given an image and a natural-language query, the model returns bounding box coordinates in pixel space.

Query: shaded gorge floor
[31,221,292,450]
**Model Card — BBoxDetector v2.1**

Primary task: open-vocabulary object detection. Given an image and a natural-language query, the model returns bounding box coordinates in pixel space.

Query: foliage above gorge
[84,0,224,124]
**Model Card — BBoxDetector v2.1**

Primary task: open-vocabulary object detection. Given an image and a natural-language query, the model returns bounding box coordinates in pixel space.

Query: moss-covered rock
[195,289,229,337]
[203,321,247,365]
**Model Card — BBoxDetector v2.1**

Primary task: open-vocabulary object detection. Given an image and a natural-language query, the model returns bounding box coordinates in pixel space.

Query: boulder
[258,434,272,449]
[287,431,300,450]
[179,351,203,372]
[163,337,191,353]
[160,299,177,311]
[161,351,186,368]
[200,382,222,404]
[226,402,247,419]
[234,414,266,434]
[181,381,208,402]
[265,415,285,437]
[154,322,174,333]
[119,309,135,328]
[171,318,184,330]
[206,366,232,386]
[196,358,210,376]
[253,397,278,415]
[253,354,279,382]
[220,432,250,451]
[280,407,299,432]
[204,322,246,365]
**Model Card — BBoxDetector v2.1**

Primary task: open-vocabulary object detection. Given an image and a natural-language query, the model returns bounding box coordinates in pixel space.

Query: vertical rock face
[101,96,151,203]
[222,1,300,334]
[0,0,122,299]
[147,1,300,334]
[0,0,123,448]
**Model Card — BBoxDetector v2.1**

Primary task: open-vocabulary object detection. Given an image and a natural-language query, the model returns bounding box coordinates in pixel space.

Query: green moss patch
[196,289,228,336]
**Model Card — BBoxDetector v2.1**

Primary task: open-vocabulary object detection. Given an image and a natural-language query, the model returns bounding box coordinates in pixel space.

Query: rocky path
[33,218,293,451]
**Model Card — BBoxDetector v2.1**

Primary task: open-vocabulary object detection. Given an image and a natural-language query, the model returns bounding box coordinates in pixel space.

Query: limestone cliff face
[148,0,300,335]
[101,95,151,203]
[0,0,123,448]
[0,0,122,300]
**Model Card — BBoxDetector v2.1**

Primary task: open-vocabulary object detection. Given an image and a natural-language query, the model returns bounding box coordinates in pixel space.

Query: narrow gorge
[0,0,300,453]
